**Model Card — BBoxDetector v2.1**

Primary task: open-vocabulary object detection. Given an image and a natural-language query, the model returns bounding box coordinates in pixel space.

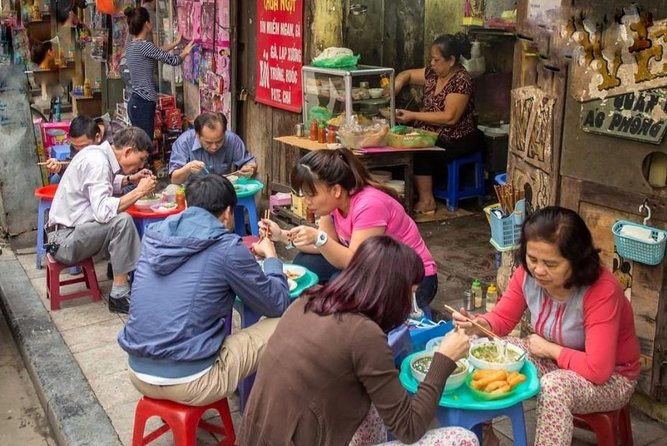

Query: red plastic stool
[132,397,236,446]
[45,255,102,311]
[573,403,633,446]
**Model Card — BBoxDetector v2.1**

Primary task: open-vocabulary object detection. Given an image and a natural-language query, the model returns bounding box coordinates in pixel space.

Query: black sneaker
[108,293,130,314]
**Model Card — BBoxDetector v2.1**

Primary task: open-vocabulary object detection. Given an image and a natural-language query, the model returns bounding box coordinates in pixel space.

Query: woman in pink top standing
[261,147,438,309]
[454,207,640,446]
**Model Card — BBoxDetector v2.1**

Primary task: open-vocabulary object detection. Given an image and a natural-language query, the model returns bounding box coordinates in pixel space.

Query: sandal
[414,208,436,215]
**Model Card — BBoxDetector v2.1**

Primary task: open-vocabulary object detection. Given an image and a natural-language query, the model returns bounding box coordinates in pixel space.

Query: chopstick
[443,304,500,340]
[259,209,271,241]
[37,161,70,166]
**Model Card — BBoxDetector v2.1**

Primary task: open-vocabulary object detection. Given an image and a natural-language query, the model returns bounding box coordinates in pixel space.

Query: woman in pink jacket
[454,206,640,446]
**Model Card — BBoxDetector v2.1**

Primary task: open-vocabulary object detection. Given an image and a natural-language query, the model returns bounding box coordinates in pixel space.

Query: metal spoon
[409,292,424,320]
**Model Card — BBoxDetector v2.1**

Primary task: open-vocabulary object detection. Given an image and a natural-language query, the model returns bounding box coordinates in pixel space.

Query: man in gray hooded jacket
[118,174,290,406]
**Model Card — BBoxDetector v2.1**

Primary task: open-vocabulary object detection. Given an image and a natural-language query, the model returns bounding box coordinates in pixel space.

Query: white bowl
[225,174,239,183]
[284,264,306,281]
[150,202,178,213]
[135,196,162,211]
[467,338,525,372]
[326,143,343,150]
[425,336,444,351]
[410,352,469,393]
[368,88,384,99]
[288,278,297,291]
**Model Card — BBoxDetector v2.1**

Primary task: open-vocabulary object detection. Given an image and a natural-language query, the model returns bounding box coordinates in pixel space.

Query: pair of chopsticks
[258,209,271,241]
[443,304,500,340]
[37,161,70,166]
[493,184,524,216]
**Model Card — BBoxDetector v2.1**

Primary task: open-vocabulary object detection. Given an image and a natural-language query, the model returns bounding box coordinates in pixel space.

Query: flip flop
[414,208,436,215]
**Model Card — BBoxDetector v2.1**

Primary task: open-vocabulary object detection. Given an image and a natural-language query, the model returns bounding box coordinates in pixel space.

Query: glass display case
[302,64,395,127]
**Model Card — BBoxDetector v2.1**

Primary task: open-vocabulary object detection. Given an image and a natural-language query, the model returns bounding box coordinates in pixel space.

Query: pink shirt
[480,266,640,384]
[331,187,437,277]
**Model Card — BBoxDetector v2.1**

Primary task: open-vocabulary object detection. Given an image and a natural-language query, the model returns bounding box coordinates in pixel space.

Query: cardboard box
[41,121,71,149]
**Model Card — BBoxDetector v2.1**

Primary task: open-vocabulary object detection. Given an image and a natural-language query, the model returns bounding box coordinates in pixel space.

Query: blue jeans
[128,93,156,140]
[293,253,438,308]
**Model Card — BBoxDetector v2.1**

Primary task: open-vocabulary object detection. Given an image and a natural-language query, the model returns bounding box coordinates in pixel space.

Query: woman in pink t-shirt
[261,148,438,308]
[453,207,640,446]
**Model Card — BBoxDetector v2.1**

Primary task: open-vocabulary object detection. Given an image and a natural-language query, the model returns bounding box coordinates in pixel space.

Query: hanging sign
[580,88,667,144]
[255,0,303,112]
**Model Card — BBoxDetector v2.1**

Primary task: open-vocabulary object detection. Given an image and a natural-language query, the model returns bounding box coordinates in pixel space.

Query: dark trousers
[128,93,156,141]
[414,129,486,176]
[294,252,438,308]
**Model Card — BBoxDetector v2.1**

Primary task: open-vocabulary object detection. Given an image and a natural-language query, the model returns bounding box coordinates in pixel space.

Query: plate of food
[135,194,163,211]
[467,338,526,372]
[225,174,239,183]
[150,202,178,213]
[410,351,468,394]
[288,278,298,292]
[283,264,306,281]
[465,368,527,400]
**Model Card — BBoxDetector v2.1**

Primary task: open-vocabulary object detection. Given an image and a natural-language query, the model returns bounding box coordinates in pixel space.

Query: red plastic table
[126,205,185,238]
[35,185,59,268]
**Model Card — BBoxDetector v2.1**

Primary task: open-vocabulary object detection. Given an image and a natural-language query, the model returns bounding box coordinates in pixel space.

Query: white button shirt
[48,141,123,227]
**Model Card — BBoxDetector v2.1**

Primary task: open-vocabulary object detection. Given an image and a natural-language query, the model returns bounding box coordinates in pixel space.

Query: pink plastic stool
[45,254,101,310]
[573,403,633,445]
[132,396,235,446]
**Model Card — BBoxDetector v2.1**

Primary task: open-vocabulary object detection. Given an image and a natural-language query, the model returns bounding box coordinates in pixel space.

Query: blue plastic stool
[234,197,259,236]
[435,401,528,446]
[388,325,413,365]
[36,198,51,269]
[433,151,485,211]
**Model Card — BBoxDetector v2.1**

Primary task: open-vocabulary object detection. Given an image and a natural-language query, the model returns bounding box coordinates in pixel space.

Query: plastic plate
[464,369,527,401]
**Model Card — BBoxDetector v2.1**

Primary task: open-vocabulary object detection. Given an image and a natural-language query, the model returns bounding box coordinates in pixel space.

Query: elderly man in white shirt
[47,126,158,314]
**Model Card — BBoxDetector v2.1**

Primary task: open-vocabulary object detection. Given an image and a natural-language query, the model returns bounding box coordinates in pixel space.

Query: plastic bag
[308,106,332,124]
[311,54,360,68]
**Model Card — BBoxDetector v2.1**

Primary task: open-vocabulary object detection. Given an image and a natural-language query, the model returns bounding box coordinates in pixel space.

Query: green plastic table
[399,351,540,445]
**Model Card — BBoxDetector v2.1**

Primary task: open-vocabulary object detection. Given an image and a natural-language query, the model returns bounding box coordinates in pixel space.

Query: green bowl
[465,369,527,401]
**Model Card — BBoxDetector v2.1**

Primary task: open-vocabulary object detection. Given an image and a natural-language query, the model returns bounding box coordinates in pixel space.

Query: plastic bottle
[326,125,336,143]
[309,120,318,141]
[176,186,186,209]
[485,284,498,312]
[472,279,483,309]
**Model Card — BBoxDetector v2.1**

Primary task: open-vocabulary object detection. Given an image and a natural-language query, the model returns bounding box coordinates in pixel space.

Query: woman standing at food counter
[453,207,640,446]
[393,33,484,215]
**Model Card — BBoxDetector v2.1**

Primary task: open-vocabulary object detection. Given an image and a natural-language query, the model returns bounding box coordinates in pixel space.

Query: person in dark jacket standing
[117,175,291,406]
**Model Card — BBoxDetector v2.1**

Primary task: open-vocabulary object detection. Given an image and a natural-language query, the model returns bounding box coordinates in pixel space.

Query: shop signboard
[255,0,303,112]
[579,88,667,144]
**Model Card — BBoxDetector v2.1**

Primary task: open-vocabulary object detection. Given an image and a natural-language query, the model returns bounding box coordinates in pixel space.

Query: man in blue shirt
[169,112,256,184]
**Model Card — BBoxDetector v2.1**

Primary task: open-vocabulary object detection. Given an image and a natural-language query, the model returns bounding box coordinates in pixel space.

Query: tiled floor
[11,229,667,445]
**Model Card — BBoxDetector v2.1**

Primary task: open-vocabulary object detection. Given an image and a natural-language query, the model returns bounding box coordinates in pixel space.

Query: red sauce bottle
[317,124,326,143]
[309,120,318,141]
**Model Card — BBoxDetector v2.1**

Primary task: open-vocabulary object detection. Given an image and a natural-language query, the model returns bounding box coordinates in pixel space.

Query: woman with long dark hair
[454,207,640,446]
[393,33,485,214]
[261,147,438,309]
[124,6,193,141]
[240,236,477,446]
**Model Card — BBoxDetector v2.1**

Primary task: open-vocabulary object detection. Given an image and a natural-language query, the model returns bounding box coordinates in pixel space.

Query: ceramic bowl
[135,195,163,211]
[368,88,384,99]
[410,352,468,393]
[283,264,306,281]
[150,202,178,213]
[288,279,298,292]
[467,338,525,372]
[225,174,239,183]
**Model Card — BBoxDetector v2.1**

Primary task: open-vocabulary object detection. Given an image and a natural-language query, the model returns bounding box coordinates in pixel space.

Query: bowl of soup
[467,338,525,372]
[135,194,163,211]
[410,352,468,393]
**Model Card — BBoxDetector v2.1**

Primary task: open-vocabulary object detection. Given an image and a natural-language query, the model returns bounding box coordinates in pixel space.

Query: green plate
[399,351,540,410]
[233,178,264,198]
[290,270,318,298]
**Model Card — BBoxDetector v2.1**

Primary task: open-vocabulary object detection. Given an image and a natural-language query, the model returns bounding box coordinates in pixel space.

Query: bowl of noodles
[410,352,468,393]
[467,338,525,372]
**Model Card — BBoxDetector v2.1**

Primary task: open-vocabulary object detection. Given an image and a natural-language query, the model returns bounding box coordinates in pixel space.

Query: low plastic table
[126,205,184,238]
[34,184,59,269]
[233,179,263,237]
[399,353,540,445]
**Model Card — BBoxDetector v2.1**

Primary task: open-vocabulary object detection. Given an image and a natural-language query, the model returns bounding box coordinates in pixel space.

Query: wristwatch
[125,175,132,186]
[315,231,328,248]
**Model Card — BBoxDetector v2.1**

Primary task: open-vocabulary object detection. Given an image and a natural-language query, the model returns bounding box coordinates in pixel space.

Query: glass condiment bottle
[472,279,483,309]
[317,124,326,143]
[309,120,318,141]
[326,125,336,144]
[463,289,474,312]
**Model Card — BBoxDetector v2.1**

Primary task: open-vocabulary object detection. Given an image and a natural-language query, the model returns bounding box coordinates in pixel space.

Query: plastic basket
[612,220,667,266]
[387,129,438,149]
[485,199,525,251]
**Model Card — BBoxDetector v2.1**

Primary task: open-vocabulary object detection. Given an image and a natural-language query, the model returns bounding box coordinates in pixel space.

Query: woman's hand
[437,328,470,362]
[451,307,492,337]
[180,40,195,58]
[259,219,285,243]
[526,334,562,360]
[45,158,62,174]
[288,225,319,247]
[251,237,277,259]
[395,109,416,124]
